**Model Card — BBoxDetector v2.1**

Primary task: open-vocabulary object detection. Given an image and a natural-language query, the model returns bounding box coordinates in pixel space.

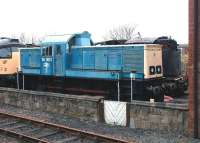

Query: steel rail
[0,111,135,143]
[0,127,49,143]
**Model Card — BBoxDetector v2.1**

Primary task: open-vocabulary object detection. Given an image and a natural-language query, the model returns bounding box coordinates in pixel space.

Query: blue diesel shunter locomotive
[20,31,164,101]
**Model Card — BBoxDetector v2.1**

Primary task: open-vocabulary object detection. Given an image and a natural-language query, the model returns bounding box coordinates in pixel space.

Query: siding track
[0,111,135,143]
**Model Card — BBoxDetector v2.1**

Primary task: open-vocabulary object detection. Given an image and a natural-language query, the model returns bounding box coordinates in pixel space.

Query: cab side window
[42,48,46,56]
[48,46,52,56]
[55,45,61,55]
[0,48,12,58]
[42,46,52,56]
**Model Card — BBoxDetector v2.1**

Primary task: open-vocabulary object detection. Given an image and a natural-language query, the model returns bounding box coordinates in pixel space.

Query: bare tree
[19,33,26,44]
[104,24,137,40]
[31,35,36,44]
[31,35,44,44]
[19,33,42,44]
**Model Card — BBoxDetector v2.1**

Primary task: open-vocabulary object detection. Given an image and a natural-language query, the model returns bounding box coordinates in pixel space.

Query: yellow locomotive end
[144,44,163,79]
[0,48,19,75]
[0,38,25,76]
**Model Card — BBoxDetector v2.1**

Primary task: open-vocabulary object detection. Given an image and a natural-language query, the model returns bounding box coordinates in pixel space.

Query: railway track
[0,111,135,143]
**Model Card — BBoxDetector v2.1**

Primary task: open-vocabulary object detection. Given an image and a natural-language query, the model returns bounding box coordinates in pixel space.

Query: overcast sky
[0,0,188,43]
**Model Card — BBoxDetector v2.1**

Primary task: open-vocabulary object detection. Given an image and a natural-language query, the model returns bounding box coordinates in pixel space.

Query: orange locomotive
[0,38,25,87]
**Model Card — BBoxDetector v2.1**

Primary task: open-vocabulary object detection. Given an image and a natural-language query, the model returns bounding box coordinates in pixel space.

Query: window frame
[0,47,12,59]
[42,46,53,57]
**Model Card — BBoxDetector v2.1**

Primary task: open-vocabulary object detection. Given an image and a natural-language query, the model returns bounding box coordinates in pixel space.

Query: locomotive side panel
[20,48,41,75]
[83,49,95,69]
[107,48,122,71]
[162,47,181,77]
[71,48,83,69]
[122,46,144,73]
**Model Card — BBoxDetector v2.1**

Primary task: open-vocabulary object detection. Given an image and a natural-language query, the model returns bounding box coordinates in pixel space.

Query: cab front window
[0,48,11,58]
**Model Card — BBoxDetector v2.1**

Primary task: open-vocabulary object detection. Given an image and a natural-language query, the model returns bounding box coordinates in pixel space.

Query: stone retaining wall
[128,101,188,134]
[0,87,189,134]
[0,87,104,122]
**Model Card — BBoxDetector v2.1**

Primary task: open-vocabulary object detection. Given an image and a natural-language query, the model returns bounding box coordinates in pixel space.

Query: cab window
[48,46,52,56]
[0,48,12,58]
[42,46,52,56]
[55,45,61,55]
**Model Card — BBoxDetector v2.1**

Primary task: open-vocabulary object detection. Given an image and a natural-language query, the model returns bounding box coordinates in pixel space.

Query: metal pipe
[130,73,133,101]
[16,68,19,89]
[193,0,199,138]
[22,75,24,90]
[117,74,120,101]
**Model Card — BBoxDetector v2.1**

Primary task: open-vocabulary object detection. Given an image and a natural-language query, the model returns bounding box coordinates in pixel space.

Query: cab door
[41,46,53,75]
[54,44,65,76]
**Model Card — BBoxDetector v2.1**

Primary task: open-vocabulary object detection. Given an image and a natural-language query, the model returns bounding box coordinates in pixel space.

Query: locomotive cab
[40,31,92,76]
[0,38,25,87]
[0,47,14,75]
[0,38,24,75]
[41,44,66,76]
